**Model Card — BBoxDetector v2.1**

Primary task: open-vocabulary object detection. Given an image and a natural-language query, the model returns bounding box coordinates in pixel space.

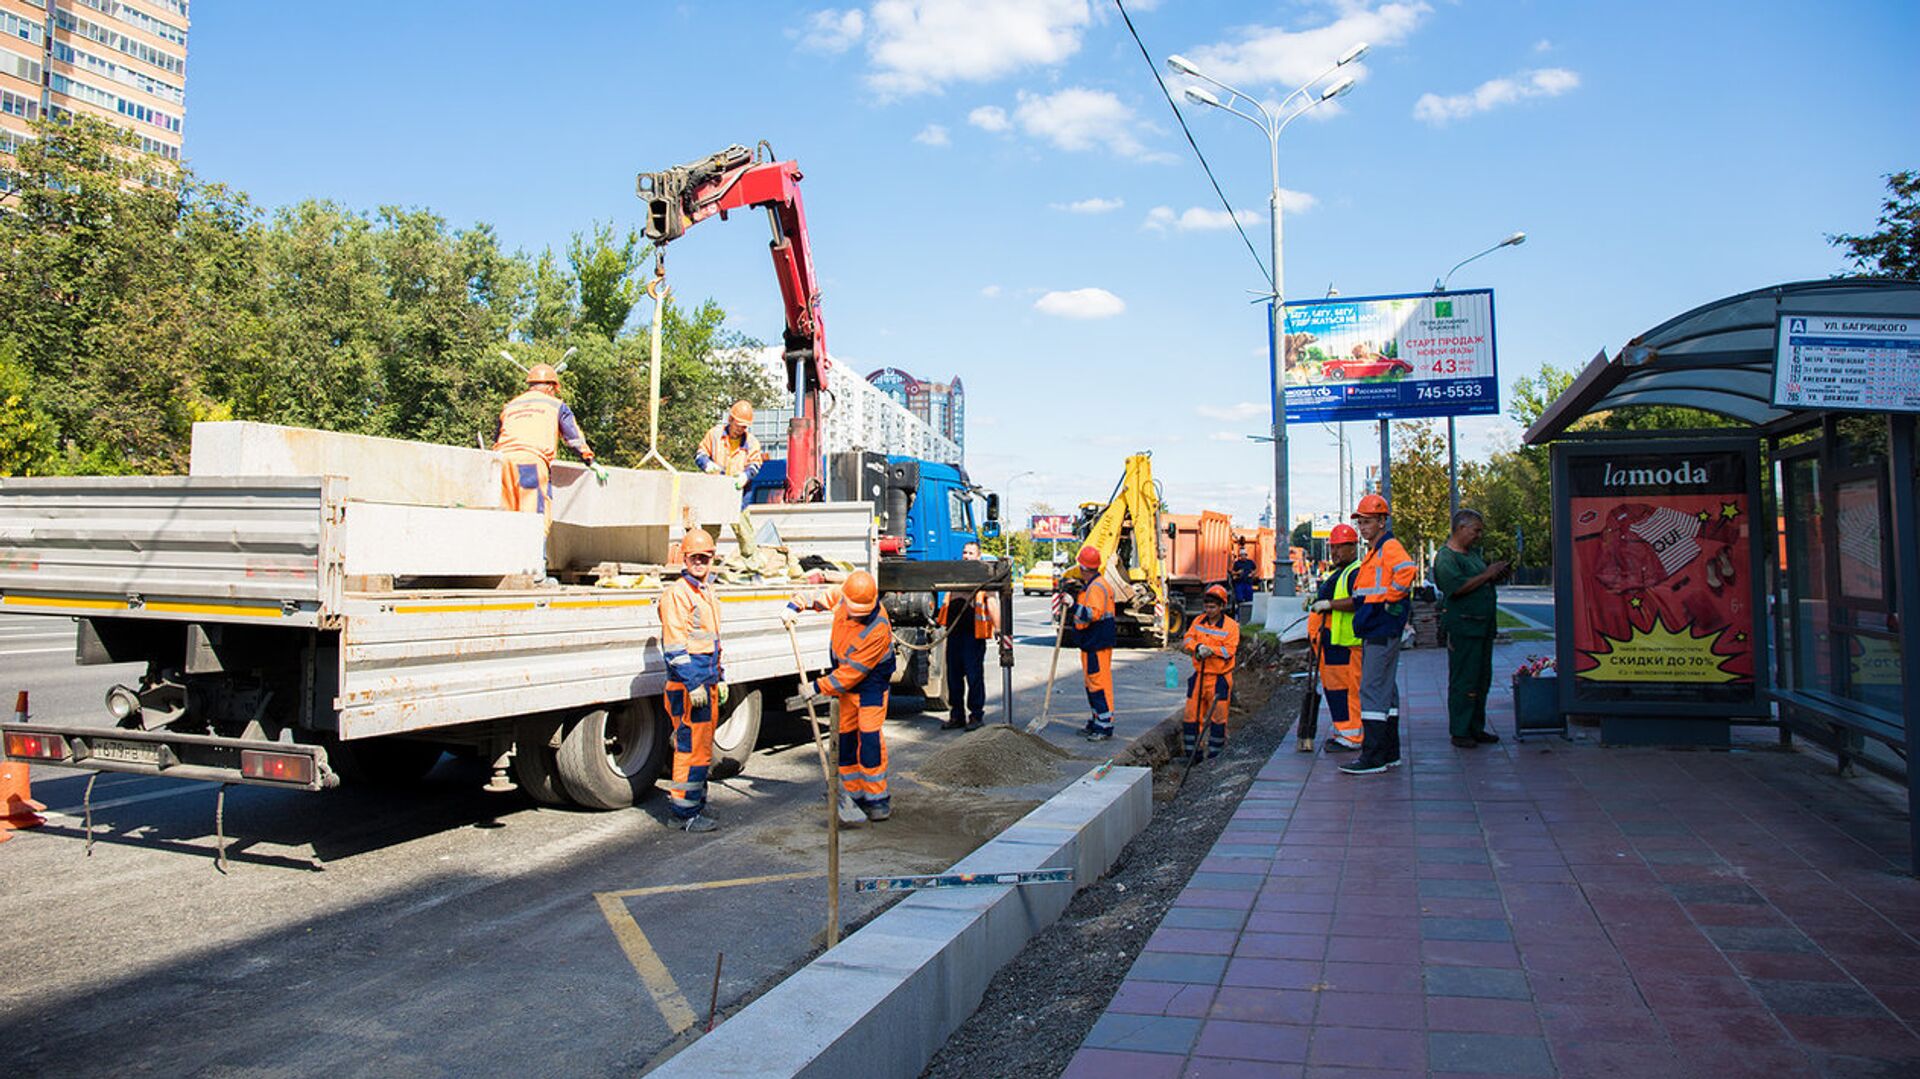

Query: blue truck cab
[750,452,998,561]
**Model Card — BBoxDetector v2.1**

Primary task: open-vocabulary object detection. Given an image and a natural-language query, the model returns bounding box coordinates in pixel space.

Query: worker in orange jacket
[1181,584,1239,762]
[1340,494,1419,775]
[660,529,724,832]
[1308,523,1366,753]
[785,570,896,821]
[1066,544,1118,742]
[696,400,765,506]
[494,363,594,525]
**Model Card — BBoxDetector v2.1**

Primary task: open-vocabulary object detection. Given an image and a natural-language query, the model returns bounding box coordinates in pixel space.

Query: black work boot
[1339,721,1390,775]
[1384,714,1403,768]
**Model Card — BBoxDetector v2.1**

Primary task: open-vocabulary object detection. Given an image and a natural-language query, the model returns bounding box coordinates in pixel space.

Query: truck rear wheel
[709,689,762,780]
[554,700,668,810]
[513,718,572,807]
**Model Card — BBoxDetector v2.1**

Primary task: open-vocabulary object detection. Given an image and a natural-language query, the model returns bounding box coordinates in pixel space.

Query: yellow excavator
[1063,453,1169,645]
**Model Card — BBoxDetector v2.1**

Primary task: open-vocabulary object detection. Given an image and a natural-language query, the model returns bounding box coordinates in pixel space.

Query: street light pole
[1432,231,1525,524]
[1170,43,1365,610]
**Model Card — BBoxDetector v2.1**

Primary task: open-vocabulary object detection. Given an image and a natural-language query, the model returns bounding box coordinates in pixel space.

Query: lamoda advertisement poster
[1561,446,1762,707]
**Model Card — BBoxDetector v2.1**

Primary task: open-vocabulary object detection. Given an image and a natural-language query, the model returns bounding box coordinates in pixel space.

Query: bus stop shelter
[1524,278,1920,872]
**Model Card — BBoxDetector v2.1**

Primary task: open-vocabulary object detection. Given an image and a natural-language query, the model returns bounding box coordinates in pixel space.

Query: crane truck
[0,143,1010,813]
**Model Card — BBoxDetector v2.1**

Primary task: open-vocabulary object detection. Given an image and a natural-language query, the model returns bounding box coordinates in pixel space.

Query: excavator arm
[637,144,828,501]
[1071,453,1168,640]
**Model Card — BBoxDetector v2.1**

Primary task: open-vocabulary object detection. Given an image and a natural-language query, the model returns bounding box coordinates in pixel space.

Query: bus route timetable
[1772,313,1920,413]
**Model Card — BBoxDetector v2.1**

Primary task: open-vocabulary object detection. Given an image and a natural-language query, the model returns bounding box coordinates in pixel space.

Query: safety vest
[1183,614,1240,677]
[824,605,897,694]
[660,574,723,687]
[495,390,563,462]
[1074,577,1117,652]
[939,589,996,640]
[698,424,764,477]
[1329,562,1361,647]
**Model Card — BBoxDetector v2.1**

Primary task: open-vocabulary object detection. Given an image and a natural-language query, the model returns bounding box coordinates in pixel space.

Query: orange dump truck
[1163,511,1235,635]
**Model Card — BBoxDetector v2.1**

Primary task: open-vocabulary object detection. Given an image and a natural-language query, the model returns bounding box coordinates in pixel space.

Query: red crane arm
[639,145,829,501]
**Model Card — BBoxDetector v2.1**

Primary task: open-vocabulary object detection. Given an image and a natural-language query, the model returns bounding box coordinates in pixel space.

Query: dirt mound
[914,725,1071,788]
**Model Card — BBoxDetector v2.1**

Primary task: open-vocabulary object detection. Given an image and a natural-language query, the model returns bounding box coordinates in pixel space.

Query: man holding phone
[1432,508,1511,749]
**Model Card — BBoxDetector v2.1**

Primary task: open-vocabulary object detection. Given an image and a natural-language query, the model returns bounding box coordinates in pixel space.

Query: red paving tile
[1069,644,1920,1078]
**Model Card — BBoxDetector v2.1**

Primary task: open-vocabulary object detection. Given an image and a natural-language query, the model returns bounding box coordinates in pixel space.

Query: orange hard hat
[681,529,716,557]
[525,363,560,387]
[1352,493,1391,518]
[728,400,754,426]
[1205,584,1231,605]
[1329,523,1360,544]
[1077,544,1103,570]
[841,570,879,616]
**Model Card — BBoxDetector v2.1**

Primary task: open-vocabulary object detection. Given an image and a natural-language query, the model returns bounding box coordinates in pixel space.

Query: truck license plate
[91,739,160,765]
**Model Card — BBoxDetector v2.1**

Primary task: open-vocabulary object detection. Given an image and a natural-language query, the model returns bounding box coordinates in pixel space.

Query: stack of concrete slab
[189,422,740,575]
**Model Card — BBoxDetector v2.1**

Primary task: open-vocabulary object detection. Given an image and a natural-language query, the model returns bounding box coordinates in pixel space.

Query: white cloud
[1142,194,1312,233]
[1033,287,1125,319]
[1196,402,1268,422]
[967,105,1012,132]
[913,123,951,146]
[980,284,1002,298]
[800,9,866,53]
[1013,87,1164,160]
[1052,196,1124,214]
[1533,38,1554,53]
[1175,3,1429,97]
[1413,68,1580,126]
[861,0,1093,97]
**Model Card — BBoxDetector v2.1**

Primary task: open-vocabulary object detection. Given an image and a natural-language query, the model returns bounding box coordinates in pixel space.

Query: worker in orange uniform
[784,570,896,821]
[940,541,1005,731]
[1066,544,1117,742]
[696,400,765,506]
[1308,523,1366,753]
[494,364,595,524]
[1181,584,1239,762]
[1340,494,1419,776]
[660,529,724,832]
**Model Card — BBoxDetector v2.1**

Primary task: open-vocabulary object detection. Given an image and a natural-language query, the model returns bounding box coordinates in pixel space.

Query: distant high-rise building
[0,0,190,164]
[865,367,965,454]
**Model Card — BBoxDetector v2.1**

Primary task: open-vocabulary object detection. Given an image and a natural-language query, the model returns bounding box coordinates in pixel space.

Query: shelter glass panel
[1778,454,1829,694]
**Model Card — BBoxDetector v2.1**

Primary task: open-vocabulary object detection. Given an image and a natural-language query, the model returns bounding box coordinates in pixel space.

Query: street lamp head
[1184,86,1223,108]
[1501,231,1527,247]
[1165,54,1202,77]
[1321,76,1357,100]
[1338,42,1370,65]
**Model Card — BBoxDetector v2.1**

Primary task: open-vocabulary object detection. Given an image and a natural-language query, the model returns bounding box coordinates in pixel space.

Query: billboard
[1278,290,1498,423]
[1553,440,1767,716]
[1772,313,1920,413]
[1029,514,1075,540]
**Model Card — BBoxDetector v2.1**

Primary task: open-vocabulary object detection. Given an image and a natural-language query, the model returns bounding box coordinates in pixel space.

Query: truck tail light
[4,731,70,761]
[240,750,314,785]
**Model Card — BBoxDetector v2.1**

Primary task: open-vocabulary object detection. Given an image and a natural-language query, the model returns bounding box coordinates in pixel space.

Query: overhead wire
[1113,0,1272,289]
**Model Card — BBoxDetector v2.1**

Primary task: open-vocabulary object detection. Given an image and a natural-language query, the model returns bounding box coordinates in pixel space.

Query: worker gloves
[687,685,709,709]
[1310,599,1333,613]
[1196,644,1214,659]
[731,474,747,491]
[781,606,801,629]
[797,682,822,704]
[703,462,724,476]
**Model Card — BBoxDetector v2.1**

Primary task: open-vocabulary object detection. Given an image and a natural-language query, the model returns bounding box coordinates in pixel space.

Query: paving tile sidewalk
[1063,641,1920,1078]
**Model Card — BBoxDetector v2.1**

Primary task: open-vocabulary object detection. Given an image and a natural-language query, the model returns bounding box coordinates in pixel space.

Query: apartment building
[1,0,189,163]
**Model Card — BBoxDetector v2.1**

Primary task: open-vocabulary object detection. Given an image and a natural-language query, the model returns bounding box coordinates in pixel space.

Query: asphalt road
[1497,583,1556,630]
[0,599,1189,1077]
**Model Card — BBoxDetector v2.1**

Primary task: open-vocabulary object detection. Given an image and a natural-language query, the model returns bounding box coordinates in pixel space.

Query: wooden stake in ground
[787,623,844,948]
[1024,595,1072,735]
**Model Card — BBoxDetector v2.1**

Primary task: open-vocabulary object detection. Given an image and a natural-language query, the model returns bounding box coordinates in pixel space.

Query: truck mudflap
[0,723,339,792]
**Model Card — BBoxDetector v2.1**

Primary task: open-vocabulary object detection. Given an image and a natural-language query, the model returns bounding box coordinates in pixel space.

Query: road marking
[593,870,821,1034]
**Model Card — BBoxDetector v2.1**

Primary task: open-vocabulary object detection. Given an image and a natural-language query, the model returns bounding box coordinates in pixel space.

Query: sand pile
[916,725,1071,788]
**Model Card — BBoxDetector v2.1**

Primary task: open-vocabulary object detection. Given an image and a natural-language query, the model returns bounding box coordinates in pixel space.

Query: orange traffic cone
[2,691,48,842]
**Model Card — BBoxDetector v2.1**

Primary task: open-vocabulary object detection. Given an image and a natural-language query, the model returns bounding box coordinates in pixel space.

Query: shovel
[786,624,867,828]
[1024,593,1073,735]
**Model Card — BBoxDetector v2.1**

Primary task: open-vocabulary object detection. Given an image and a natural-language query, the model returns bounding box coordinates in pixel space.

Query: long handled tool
[786,624,861,949]
[1024,592,1073,735]
[1297,639,1323,753]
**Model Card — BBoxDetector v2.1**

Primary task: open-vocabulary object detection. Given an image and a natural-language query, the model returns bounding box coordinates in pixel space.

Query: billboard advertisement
[1029,514,1075,540]
[1278,290,1498,423]
[1554,441,1766,714]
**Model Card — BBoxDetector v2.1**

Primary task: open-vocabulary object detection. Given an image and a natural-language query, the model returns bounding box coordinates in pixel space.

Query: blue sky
[182,1,1918,527]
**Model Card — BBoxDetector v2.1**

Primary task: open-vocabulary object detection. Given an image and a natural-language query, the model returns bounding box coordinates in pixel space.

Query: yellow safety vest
[1329,562,1361,647]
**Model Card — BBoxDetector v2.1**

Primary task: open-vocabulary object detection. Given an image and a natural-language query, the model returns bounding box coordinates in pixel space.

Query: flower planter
[1512,674,1564,740]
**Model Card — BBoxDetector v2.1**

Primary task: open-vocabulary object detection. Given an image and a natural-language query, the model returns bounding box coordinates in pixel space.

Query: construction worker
[785,570,896,820]
[1231,543,1258,614]
[1181,584,1239,762]
[1433,508,1511,749]
[1340,494,1418,776]
[660,528,724,832]
[1067,544,1117,741]
[696,399,765,506]
[940,541,1004,732]
[1308,523,1366,753]
[494,364,595,524]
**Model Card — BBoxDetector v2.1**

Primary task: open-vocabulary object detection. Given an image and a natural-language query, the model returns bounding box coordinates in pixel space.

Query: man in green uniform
[1432,509,1511,748]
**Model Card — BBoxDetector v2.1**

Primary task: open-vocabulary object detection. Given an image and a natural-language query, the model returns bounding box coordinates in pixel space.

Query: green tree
[1829,170,1919,279]
[570,223,647,338]
[1388,420,1451,565]
[0,341,56,475]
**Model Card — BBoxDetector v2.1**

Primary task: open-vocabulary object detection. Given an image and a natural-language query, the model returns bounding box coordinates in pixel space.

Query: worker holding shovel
[1181,585,1239,762]
[784,571,897,822]
[660,529,725,832]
